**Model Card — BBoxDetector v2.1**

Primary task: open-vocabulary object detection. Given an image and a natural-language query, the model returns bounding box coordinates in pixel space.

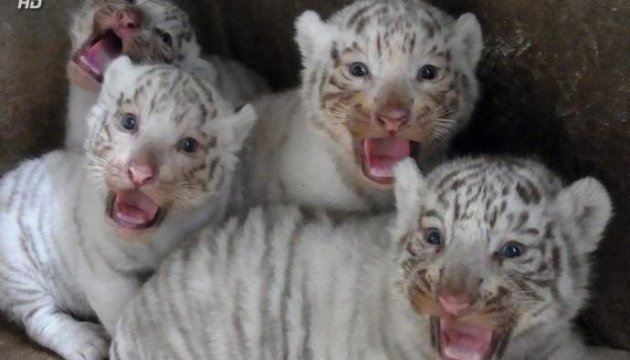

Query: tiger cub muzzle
[408,265,515,360]
[68,4,169,91]
[104,156,170,239]
[344,88,430,186]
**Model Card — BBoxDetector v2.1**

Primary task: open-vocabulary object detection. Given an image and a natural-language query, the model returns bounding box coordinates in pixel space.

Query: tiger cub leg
[3,283,109,360]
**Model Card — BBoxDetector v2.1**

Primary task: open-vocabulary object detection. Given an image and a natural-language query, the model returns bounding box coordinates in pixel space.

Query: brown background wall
[0,0,628,355]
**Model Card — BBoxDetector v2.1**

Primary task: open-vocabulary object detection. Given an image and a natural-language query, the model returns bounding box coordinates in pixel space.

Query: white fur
[65,0,268,152]
[554,177,612,254]
[0,59,256,360]
[392,158,424,236]
[233,0,483,213]
[111,156,629,360]
[449,13,484,70]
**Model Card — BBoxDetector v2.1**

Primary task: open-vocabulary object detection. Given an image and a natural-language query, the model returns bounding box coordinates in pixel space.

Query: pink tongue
[113,190,159,227]
[79,34,121,77]
[363,138,411,179]
[441,318,493,360]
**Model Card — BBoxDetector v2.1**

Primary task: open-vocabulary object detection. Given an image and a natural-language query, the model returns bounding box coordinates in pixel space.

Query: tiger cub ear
[215,104,258,157]
[295,10,336,61]
[100,56,154,99]
[554,177,612,254]
[393,159,425,232]
[102,56,134,87]
[449,13,483,69]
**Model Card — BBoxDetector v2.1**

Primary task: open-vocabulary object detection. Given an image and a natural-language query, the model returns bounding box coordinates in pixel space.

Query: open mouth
[433,316,499,360]
[73,30,123,82]
[107,190,163,230]
[357,138,420,185]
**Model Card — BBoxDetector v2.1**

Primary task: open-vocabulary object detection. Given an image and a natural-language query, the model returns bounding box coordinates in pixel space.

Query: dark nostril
[117,10,141,30]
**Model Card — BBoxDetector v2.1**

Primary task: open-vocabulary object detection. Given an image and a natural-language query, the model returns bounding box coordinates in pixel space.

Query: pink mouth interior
[75,31,123,81]
[361,138,412,183]
[111,190,160,229]
[440,318,493,360]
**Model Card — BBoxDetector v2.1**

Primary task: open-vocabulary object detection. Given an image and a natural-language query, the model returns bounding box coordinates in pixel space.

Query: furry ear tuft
[393,159,425,233]
[102,56,134,86]
[554,177,612,255]
[450,13,483,68]
[216,104,258,157]
[295,10,334,60]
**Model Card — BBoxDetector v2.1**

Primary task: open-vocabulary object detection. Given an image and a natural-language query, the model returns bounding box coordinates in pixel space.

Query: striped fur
[111,157,629,359]
[66,0,268,151]
[235,0,482,213]
[0,58,256,360]
[400,158,627,359]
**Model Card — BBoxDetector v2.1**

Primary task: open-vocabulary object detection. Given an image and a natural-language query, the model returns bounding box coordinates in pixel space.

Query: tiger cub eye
[177,137,199,154]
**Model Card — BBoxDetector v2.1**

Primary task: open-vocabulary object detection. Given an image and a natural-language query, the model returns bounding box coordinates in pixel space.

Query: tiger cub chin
[66,0,268,151]
[111,158,629,360]
[0,57,256,360]
[236,0,483,212]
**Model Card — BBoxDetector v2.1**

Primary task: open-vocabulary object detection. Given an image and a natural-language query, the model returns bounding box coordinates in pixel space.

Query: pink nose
[128,161,157,187]
[439,295,472,316]
[116,9,142,31]
[377,108,410,132]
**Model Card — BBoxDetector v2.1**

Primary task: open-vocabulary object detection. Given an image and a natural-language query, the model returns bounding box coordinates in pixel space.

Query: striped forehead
[426,161,551,228]
[148,3,192,32]
[123,68,219,125]
[138,0,194,44]
[336,1,448,54]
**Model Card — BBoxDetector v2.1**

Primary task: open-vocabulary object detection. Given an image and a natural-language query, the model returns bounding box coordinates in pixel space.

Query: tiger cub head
[85,57,256,240]
[68,0,204,92]
[296,0,483,189]
[392,158,611,360]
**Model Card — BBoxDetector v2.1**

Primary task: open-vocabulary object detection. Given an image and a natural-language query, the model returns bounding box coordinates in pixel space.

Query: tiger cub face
[68,0,201,92]
[393,158,611,360]
[85,57,256,240]
[296,0,483,188]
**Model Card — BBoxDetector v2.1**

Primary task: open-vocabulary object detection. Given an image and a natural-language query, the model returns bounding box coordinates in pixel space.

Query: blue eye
[425,228,443,246]
[501,242,525,259]
[120,113,137,131]
[348,62,369,77]
[418,64,439,80]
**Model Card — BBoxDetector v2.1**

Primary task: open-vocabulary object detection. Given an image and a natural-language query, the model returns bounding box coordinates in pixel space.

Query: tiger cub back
[112,158,629,360]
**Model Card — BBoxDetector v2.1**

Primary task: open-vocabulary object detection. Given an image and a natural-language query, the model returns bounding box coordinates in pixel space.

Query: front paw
[56,321,110,360]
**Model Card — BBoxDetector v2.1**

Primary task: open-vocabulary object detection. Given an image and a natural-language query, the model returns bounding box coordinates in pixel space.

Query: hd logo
[17,0,42,9]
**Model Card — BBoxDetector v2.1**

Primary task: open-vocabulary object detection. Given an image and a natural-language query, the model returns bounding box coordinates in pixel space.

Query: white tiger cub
[0,57,256,360]
[66,0,267,151]
[236,0,483,212]
[111,158,629,360]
